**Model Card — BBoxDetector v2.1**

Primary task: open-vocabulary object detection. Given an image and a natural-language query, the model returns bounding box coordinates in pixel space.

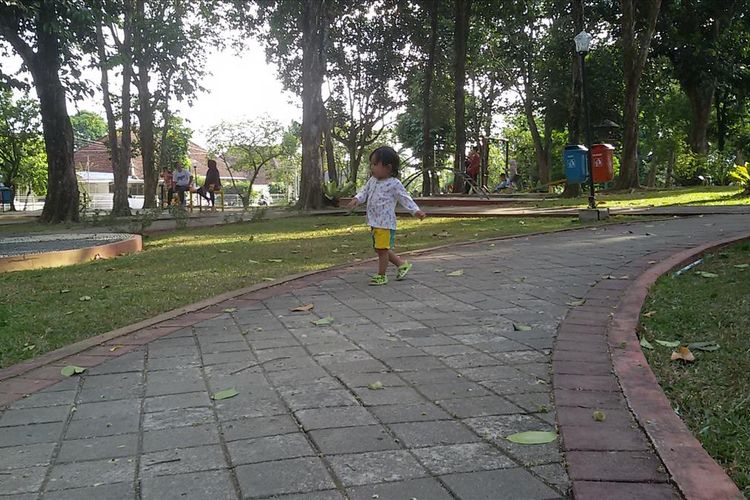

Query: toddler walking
[348,146,426,286]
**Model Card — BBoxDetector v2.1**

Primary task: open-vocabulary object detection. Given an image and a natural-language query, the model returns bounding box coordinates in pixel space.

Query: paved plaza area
[1,215,748,499]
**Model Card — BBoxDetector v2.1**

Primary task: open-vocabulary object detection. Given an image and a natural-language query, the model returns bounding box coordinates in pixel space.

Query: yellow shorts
[371,227,396,250]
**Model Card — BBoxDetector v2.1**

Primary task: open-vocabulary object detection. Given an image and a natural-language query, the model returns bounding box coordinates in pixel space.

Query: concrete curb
[0,234,142,273]
[554,231,749,499]
[607,233,750,500]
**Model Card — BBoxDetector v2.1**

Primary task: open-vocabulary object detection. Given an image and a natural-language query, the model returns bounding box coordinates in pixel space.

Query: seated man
[172,162,193,206]
[494,173,511,192]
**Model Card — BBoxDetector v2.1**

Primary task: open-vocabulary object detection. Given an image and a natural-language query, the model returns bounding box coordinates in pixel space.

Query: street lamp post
[574,30,596,210]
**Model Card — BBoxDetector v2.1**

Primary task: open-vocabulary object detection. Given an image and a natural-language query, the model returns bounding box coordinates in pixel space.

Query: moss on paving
[640,242,750,496]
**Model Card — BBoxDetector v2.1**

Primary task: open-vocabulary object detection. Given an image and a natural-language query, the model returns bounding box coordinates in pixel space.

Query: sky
[3,43,301,147]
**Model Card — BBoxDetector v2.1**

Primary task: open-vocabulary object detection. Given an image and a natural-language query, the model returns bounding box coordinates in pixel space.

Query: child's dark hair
[370,146,400,178]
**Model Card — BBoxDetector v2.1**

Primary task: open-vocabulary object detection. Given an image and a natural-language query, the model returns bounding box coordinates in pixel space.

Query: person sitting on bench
[196,159,222,207]
[494,173,512,192]
[173,162,193,206]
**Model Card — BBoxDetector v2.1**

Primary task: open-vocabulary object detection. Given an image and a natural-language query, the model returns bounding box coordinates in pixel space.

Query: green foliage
[207,116,298,208]
[70,110,107,150]
[158,116,192,169]
[322,180,356,202]
[729,165,750,193]
[0,90,47,204]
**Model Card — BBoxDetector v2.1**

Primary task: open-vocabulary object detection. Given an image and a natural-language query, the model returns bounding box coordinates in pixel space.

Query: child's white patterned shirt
[353,177,421,230]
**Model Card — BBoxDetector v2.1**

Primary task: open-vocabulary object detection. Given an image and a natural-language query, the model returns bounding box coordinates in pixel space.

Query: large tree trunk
[421,0,438,197]
[134,0,158,209]
[298,0,325,210]
[524,99,549,187]
[6,1,80,223]
[321,102,338,184]
[452,0,472,193]
[562,0,584,198]
[684,82,714,155]
[96,22,121,190]
[665,149,674,187]
[112,1,133,217]
[615,0,661,190]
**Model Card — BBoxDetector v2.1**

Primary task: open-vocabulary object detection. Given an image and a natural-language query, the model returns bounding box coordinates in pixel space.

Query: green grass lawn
[534,186,750,208]
[0,214,627,368]
[640,242,750,496]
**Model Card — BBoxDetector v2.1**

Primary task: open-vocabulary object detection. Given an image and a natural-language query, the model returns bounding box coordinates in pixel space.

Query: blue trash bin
[0,187,11,205]
[564,145,589,184]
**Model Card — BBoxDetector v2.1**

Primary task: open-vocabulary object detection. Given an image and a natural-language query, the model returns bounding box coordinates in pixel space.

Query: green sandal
[369,274,388,286]
[396,262,413,280]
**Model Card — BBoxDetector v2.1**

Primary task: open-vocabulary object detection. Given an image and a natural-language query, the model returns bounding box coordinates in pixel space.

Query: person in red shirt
[465,146,481,193]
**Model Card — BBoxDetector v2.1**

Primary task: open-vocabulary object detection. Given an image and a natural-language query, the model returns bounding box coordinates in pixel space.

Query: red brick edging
[555,232,750,500]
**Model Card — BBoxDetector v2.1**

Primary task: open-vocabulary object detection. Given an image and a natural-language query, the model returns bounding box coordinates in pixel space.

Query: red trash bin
[591,144,615,183]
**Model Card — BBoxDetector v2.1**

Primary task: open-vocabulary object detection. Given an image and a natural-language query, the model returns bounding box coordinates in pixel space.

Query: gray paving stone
[72,399,139,420]
[141,470,237,500]
[347,477,454,500]
[228,433,314,465]
[46,457,136,491]
[146,378,206,397]
[0,422,64,447]
[86,351,145,375]
[337,372,407,389]
[438,395,525,418]
[388,421,479,448]
[40,482,135,500]
[440,468,560,499]
[0,466,46,495]
[235,457,335,498]
[57,433,138,462]
[142,423,220,453]
[415,380,491,400]
[215,396,288,421]
[222,415,299,442]
[280,388,357,411]
[147,354,201,371]
[356,386,429,406]
[384,356,446,372]
[369,402,452,424]
[412,443,516,474]
[144,392,211,413]
[9,390,77,409]
[309,425,399,454]
[295,406,378,431]
[271,491,344,500]
[0,406,70,427]
[532,462,571,493]
[65,414,139,439]
[143,407,215,431]
[328,450,428,487]
[0,442,55,469]
[140,444,227,478]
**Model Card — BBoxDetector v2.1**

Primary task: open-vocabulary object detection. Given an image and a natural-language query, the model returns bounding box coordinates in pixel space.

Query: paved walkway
[1,215,748,499]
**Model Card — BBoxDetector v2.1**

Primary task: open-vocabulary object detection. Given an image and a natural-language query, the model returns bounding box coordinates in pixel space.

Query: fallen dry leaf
[670,346,695,363]
[643,310,657,318]
[290,304,315,312]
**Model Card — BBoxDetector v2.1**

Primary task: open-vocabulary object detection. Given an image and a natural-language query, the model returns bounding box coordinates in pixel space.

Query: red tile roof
[74,137,269,184]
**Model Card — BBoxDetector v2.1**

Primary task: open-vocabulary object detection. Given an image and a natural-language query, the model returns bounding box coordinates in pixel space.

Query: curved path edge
[555,232,750,500]
[0,222,621,406]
